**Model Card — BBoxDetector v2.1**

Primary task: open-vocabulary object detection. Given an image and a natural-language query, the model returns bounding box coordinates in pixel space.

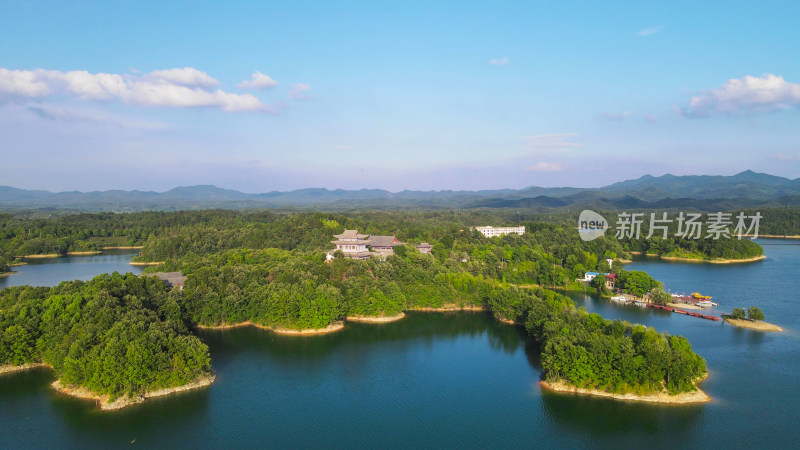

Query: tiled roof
[333,229,369,240]
[148,272,187,288]
[367,235,402,247]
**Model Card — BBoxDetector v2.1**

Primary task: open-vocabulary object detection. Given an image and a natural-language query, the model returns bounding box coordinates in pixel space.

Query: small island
[722,307,783,331]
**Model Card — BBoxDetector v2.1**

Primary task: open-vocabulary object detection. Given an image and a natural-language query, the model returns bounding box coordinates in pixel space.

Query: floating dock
[649,304,720,321]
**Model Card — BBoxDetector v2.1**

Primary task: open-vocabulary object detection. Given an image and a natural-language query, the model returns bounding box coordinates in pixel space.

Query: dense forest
[0,209,715,400]
[0,273,211,399]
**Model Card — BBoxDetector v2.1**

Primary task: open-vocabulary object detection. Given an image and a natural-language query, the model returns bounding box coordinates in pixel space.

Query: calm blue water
[1,241,799,449]
[0,250,143,289]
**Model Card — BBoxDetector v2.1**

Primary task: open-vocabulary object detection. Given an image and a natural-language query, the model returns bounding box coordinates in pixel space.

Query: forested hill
[2,209,710,400]
[3,171,800,211]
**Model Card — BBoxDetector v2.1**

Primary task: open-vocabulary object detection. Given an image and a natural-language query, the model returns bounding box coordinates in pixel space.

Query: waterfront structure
[473,226,525,238]
[331,229,404,259]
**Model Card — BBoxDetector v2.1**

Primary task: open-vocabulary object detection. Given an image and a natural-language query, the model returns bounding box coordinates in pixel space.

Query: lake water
[0,250,143,289]
[1,241,799,448]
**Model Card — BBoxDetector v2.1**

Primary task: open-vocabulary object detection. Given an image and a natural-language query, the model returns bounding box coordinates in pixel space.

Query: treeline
[740,207,800,236]
[0,211,278,256]
[0,273,211,399]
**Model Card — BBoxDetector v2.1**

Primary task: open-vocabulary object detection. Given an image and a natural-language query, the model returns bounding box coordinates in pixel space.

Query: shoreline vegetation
[52,375,216,411]
[0,362,50,375]
[102,246,144,249]
[723,318,783,332]
[346,312,406,323]
[195,320,346,335]
[407,305,484,312]
[539,379,710,404]
[1,363,215,410]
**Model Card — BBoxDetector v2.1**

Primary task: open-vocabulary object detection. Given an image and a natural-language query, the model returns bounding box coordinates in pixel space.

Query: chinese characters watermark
[578,210,762,241]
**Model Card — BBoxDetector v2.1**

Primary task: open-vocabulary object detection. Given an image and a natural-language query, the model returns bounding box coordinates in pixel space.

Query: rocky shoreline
[196,320,346,335]
[658,255,766,264]
[407,305,484,312]
[52,374,216,410]
[0,362,49,375]
[539,379,710,404]
[346,312,406,323]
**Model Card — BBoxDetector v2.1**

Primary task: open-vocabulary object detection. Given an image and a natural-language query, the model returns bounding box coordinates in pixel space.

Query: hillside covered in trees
[0,209,717,403]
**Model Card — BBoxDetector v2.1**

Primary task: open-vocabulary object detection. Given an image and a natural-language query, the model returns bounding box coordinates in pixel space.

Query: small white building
[473,226,525,238]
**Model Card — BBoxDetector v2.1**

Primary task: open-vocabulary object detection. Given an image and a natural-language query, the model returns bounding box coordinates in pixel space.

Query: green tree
[731,308,746,319]
[747,306,765,321]
[649,287,671,306]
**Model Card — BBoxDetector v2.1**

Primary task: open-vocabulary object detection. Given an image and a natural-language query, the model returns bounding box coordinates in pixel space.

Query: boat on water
[632,300,648,307]
[669,292,718,307]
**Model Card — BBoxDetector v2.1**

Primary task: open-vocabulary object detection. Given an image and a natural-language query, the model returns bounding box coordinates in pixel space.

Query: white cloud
[336,144,352,150]
[490,57,509,66]
[0,67,273,112]
[637,26,663,36]
[237,71,279,90]
[643,114,659,123]
[524,162,564,172]
[0,68,51,97]
[602,111,635,121]
[146,68,219,87]
[677,74,800,117]
[520,133,582,152]
[289,83,312,99]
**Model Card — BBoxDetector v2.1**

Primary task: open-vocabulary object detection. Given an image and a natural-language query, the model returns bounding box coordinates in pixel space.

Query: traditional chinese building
[416,243,433,254]
[146,272,187,290]
[332,229,372,259]
[368,235,403,256]
[331,229,404,259]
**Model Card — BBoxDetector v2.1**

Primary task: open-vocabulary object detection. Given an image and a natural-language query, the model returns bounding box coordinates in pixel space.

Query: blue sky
[1,0,799,192]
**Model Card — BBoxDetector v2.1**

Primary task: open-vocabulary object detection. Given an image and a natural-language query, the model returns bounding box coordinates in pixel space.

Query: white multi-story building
[473,226,525,238]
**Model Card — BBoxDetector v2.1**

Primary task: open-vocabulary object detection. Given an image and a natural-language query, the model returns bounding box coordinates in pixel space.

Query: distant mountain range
[2,170,800,212]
